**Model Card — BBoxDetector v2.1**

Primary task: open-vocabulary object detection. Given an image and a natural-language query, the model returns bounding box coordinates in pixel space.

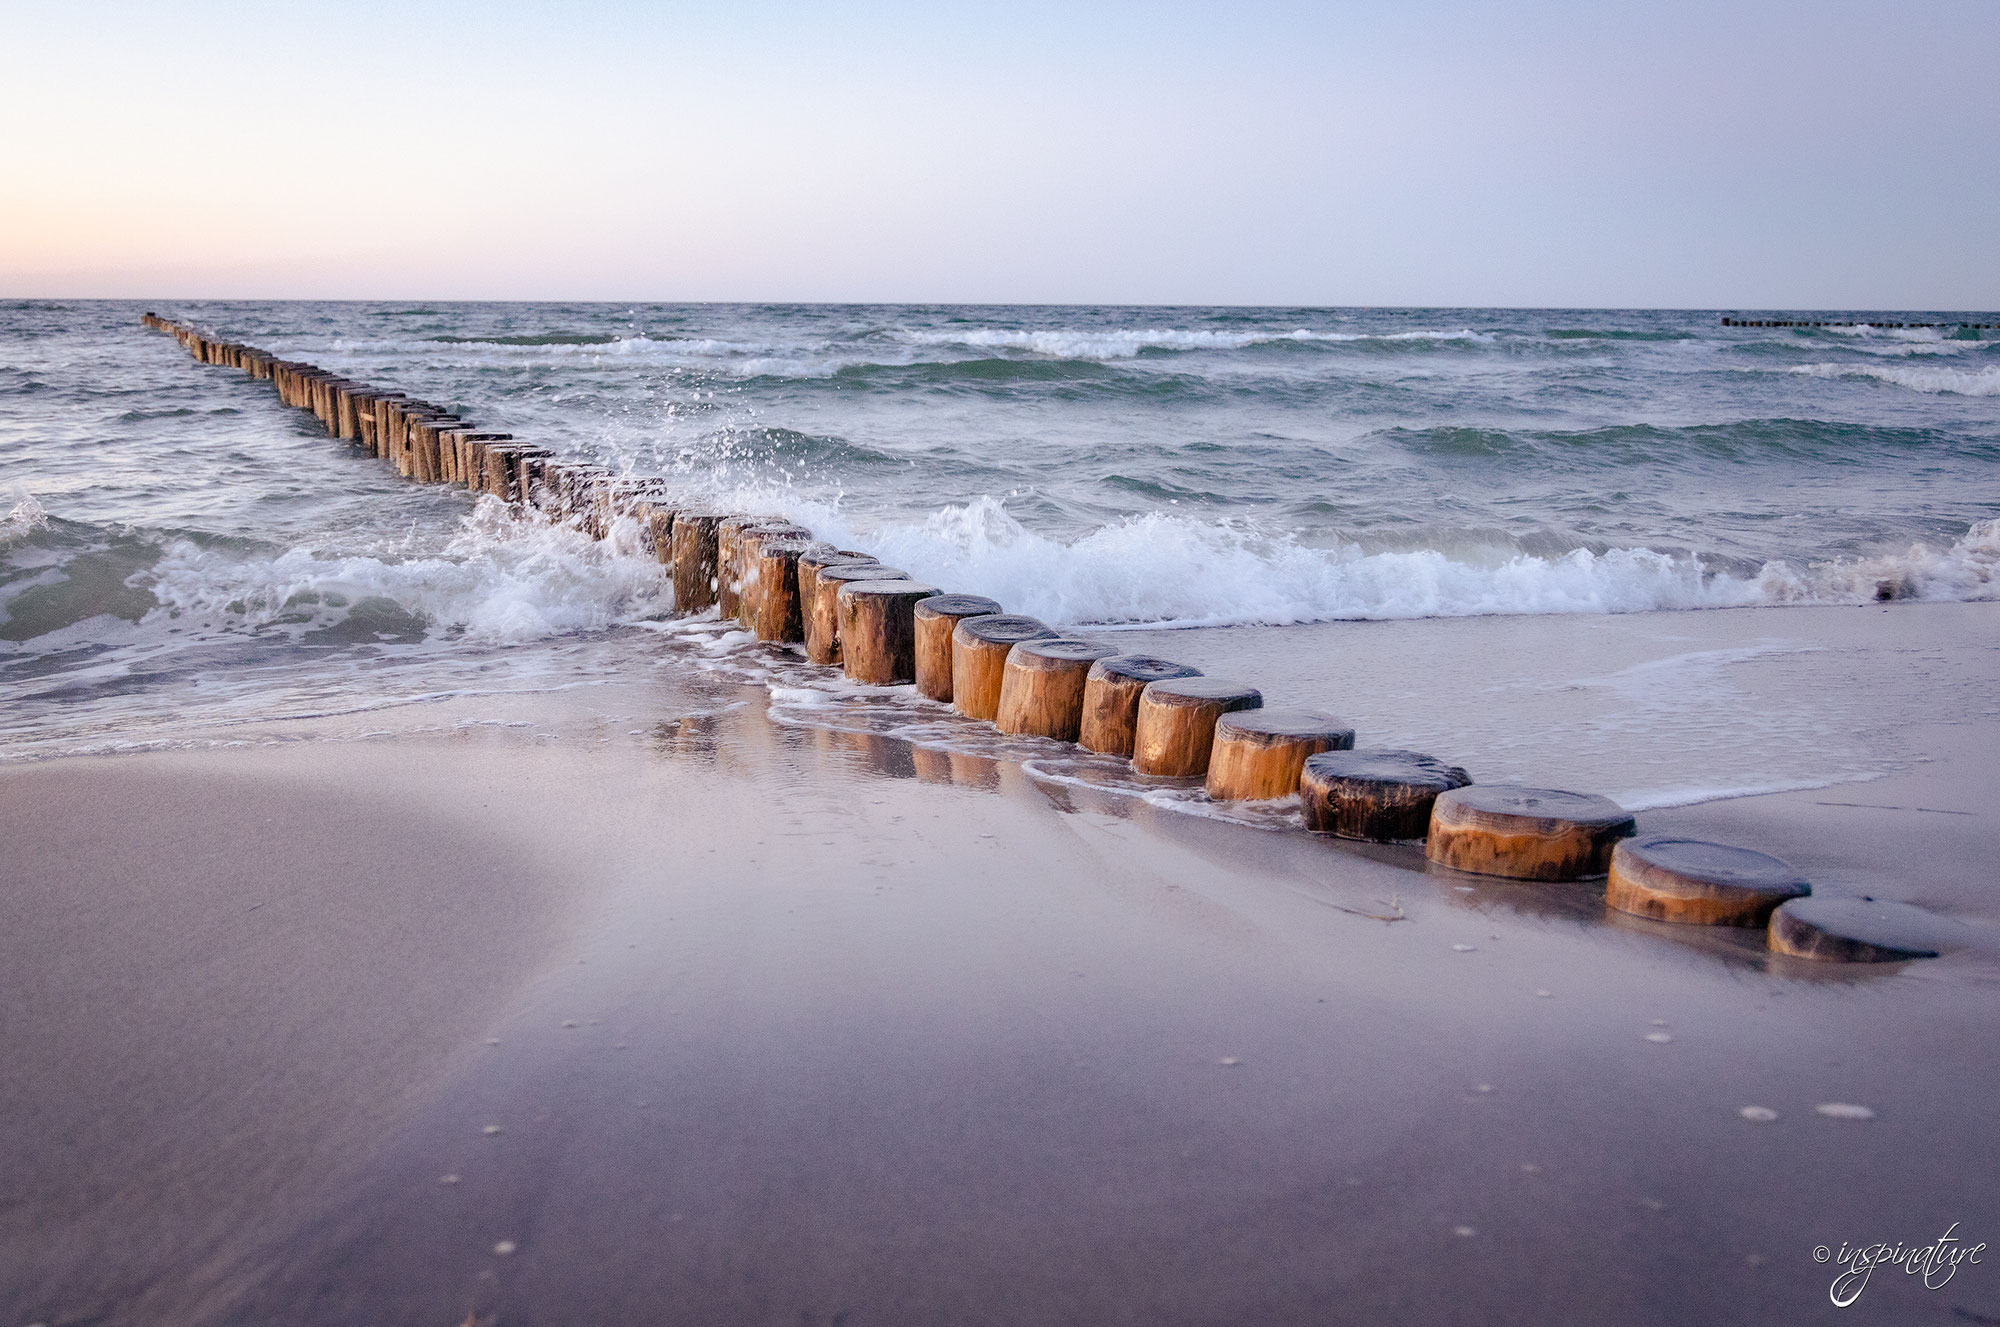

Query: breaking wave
[890,326,1495,360]
[140,500,674,643]
[1786,362,2000,396]
[763,499,2000,628]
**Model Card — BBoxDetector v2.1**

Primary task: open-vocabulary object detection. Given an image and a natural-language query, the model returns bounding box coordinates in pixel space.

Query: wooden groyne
[139,312,1948,965]
[1720,317,1993,330]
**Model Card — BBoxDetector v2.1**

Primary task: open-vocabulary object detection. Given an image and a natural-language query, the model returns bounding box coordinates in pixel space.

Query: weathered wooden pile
[141,313,1942,965]
[1720,316,1994,330]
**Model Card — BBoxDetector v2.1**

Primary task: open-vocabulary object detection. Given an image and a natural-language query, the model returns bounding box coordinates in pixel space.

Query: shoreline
[3,599,1997,1323]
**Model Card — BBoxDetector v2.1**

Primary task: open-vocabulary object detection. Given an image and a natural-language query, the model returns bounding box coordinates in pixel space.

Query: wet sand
[3,603,1998,1325]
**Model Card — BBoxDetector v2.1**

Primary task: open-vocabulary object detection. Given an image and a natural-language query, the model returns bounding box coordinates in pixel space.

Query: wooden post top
[1213,708,1353,746]
[1008,637,1119,667]
[1140,676,1262,709]
[1432,785,1632,835]
[1302,748,1470,792]
[818,562,906,586]
[914,593,1003,621]
[1088,655,1202,686]
[1769,896,1952,962]
[836,579,941,602]
[800,547,874,574]
[1607,835,1809,926]
[718,513,784,533]
[952,614,1056,647]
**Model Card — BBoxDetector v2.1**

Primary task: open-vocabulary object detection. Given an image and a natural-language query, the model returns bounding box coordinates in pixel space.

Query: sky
[3,0,1996,307]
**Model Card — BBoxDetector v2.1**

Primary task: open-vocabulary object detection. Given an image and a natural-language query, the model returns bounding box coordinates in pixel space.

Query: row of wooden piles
[140,313,1941,965]
[1720,317,1994,330]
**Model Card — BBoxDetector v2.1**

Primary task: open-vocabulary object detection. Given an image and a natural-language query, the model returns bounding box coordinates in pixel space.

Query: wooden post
[912,594,1003,702]
[951,615,1057,721]
[837,580,943,684]
[808,562,904,664]
[356,391,402,455]
[504,449,552,505]
[313,378,347,434]
[394,405,447,478]
[672,513,725,613]
[404,414,437,480]
[595,479,672,543]
[1425,785,1635,881]
[1078,655,1203,757]
[1131,677,1262,777]
[752,540,810,643]
[337,385,378,441]
[994,638,1121,740]
[334,385,362,440]
[379,400,420,472]
[299,368,317,413]
[459,434,498,490]
[379,398,411,470]
[1768,896,1946,962]
[407,415,461,483]
[1204,710,1355,801]
[1299,749,1471,842]
[636,502,679,568]
[800,549,878,664]
[1605,835,1809,926]
[736,523,811,626]
[545,463,613,524]
[437,425,485,484]
[715,516,768,618]
[483,444,540,501]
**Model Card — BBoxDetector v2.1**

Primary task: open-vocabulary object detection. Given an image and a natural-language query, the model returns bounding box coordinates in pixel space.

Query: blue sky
[3,0,1995,305]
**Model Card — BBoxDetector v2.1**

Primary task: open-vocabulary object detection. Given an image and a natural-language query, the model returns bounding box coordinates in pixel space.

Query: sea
[4,301,1996,803]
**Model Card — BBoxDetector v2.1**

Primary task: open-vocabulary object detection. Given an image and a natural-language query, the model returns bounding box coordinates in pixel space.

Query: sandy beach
[4,601,1996,1325]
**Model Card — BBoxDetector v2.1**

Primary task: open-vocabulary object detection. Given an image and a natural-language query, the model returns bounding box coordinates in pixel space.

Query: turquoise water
[3,301,1996,755]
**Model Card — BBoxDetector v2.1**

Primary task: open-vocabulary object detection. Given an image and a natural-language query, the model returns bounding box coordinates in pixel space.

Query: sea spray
[141,498,677,643]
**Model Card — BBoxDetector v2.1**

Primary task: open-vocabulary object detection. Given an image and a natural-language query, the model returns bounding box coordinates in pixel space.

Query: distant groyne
[1720,317,1992,330]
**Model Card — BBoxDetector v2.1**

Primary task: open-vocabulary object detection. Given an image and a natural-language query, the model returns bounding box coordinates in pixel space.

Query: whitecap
[1786,362,2000,396]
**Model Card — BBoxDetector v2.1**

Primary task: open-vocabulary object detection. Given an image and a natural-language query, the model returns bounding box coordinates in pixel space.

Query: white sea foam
[143,498,675,641]
[2,485,49,540]
[1819,324,1952,342]
[749,498,2000,628]
[112,479,2000,645]
[1787,362,2000,396]
[287,325,1498,380]
[894,326,1494,360]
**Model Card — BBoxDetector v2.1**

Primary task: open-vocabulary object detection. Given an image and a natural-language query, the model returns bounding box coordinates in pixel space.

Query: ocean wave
[426,332,621,346]
[1818,324,1958,342]
[141,501,673,643]
[10,498,1997,727]
[1381,418,1992,464]
[1787,362,2000,396]
[296,326,1498,380]
[2,487,50,541]
[307,333,866,380]
[893,326,1495,360]
[1545,329,1694,341]
[760,498,2000,627]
